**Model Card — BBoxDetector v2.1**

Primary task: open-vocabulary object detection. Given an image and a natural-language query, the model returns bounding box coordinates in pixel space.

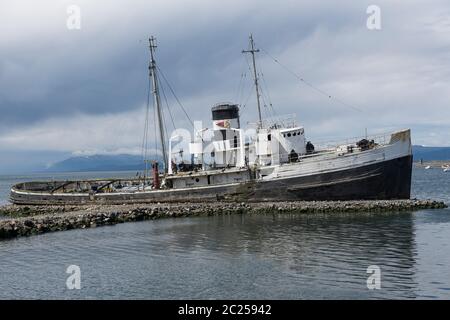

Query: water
[0,168,449,299]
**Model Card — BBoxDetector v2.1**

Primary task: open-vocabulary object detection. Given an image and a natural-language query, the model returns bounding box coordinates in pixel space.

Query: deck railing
[260,114,299,129]
[312,132,392,151]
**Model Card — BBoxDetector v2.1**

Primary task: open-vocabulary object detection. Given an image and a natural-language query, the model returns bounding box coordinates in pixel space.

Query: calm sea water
[0,168,449,299]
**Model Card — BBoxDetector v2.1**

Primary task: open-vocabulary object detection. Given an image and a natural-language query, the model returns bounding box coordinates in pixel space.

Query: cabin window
[268,134,271,141]
[234,135,238,148]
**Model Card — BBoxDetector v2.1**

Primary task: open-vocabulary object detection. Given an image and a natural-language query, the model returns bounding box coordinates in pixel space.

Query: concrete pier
[0,199,447,240]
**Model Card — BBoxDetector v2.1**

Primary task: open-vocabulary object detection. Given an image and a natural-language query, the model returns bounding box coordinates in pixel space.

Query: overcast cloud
[1,0,450,172]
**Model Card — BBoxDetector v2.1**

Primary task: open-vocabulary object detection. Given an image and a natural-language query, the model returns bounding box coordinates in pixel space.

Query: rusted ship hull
[253,155,413,201]
[9,155,412,205]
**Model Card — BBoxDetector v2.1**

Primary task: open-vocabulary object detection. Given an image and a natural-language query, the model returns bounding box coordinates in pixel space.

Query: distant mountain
[46,154,161,172]
[412,145,450,161]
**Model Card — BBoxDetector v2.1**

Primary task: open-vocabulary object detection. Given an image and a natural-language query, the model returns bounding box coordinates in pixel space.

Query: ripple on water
[0,168,450,299]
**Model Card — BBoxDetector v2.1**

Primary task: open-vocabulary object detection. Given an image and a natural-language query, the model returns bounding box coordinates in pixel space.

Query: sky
[1,0,450,173]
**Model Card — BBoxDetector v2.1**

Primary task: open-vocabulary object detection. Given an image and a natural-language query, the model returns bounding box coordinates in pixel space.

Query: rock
[24,220,34,228]
[0,199,447,240]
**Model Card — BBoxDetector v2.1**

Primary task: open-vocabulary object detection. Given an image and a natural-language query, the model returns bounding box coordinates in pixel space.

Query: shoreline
[0,199,447,240]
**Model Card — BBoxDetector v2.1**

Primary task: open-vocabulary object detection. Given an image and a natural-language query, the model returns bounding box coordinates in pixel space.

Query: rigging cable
[239,54,260,116]
[158,91,170,161]
[158,75,177,131]
[258,75,275,119]
[233,56,247,103]
[260,71,277,117]
[259,91,273,121]
[156,65,195,128]
[235,72,246,106]
[241,87,255,112]
[259,47,365,113]
[141,75,151,163]
[153,96,159,161]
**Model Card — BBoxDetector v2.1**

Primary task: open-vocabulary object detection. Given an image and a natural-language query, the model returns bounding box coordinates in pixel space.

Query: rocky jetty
[0,199,447,240]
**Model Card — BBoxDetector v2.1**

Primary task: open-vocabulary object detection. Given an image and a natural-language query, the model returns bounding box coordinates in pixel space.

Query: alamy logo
[366,265,381,290]
[66,5,81,30]
[366,5,381,30]
[66,265,81,290]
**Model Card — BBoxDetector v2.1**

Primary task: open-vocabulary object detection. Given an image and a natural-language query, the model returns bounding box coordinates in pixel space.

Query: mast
[242,34,262,128]
[148,36,168,173]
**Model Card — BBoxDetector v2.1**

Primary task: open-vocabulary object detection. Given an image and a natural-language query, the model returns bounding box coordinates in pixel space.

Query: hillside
[412,145,450,161]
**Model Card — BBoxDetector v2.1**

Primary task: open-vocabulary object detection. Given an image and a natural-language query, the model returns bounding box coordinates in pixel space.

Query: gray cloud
[1,0,450,170]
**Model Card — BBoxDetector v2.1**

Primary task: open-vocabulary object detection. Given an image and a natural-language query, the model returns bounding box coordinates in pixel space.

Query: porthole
[287,133,291,137]
[293,133,297,136]
[195,178,200,182]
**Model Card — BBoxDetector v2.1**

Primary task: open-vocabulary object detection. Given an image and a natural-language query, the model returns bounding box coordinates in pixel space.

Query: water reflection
[137,212,418,299]
[2,167,450,299]
[0,211,420,299]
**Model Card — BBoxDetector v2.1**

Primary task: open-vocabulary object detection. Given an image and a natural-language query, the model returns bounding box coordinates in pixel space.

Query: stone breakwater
[0,199,447,240]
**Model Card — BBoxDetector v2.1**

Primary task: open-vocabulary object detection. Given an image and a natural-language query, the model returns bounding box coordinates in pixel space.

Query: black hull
[250,155,413,201]
[10,155,412,205]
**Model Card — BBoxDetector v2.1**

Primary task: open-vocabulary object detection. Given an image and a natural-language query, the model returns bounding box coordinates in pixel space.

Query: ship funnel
[211,103,241,168]
[211,103,240,130]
